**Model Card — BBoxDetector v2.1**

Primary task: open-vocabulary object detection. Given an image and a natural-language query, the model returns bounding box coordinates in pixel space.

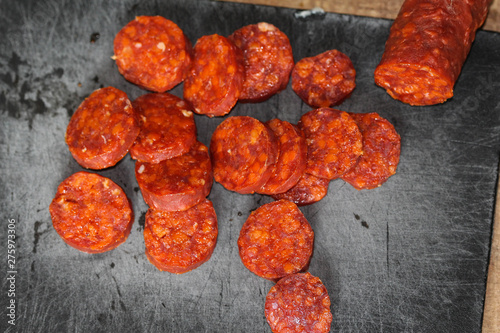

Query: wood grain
[219,0,500,32]
[483,167,500,332]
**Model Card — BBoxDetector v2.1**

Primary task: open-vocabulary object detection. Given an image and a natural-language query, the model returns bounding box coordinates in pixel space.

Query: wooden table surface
[219,0,500,32]
[221,0,500,330]
[483,171,500,332]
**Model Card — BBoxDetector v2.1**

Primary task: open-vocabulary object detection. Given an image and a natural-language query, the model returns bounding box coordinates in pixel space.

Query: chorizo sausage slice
[237,199,314,281]
[129,92,196,163]
[49,171,134,253]
[183,34,244,117]
[113,16,192,92]
[65,86,140,170]
[299,107,363,180]
[257,119,307,195]
[374,0,491,105]
[210,116,279,194]
[144,199,218,274]
[265,272,333,333]
[341,112,401,190]
[272,173,330,206]
[229,22,294,103]
[135,141,213,212]
[292,49,356,108]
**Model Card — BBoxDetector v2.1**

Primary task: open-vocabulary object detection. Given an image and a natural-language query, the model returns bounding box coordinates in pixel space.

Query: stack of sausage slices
[51,16,220,274]
[212,107,401,205]
[50,14,402,333]
[50,84,219,274]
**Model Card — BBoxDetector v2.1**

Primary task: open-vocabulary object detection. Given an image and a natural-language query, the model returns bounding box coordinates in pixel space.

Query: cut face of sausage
[292,49,356,108]
[113,16,192,92]
[299,107,363,180]
[135,141,213,212]
[237,199,314,281]
[65,86,140,170]
[49,171,134,253]
[341,112,401,190]
[265,272,333,333]
[144,199,218,273]
[183,34,244,117]
[129,92,196,163]
[271,173,330,206]
[229,22,294,103]
[210,116,279,194]
[257,119,307,195]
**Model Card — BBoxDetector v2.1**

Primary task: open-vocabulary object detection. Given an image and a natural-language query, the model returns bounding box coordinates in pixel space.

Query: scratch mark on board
[33,220,50,253]
[386,221,390,274]
[111,275,127,311]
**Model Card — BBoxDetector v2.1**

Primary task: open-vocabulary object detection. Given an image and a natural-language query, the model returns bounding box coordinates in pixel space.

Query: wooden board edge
[482,162,500,332]
[217,0,500,33]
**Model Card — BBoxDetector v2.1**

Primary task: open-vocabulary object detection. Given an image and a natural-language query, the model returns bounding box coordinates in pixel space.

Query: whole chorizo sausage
[374,0,491,105]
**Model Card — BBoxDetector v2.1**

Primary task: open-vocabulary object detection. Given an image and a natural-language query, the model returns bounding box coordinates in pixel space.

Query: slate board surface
[1,0,500,332]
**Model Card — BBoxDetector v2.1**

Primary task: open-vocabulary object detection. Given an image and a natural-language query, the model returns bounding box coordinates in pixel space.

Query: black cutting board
[1,0,500,332]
